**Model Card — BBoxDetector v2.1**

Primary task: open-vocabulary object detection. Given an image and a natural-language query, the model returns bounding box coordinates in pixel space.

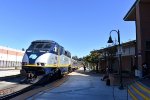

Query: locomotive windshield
[27,42,51,51]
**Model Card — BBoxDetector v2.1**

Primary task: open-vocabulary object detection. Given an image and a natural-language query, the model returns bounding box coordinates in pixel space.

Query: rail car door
[58,47,64,67]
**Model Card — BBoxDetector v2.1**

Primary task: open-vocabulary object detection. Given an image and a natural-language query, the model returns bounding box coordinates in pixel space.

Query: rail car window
[60,47,64,55]
[65,51,67,55]
[64,51,71,58]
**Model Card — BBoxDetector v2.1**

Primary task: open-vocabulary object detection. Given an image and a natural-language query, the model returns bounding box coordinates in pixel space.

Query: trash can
[135,69,142,78]
[135,69,138,77]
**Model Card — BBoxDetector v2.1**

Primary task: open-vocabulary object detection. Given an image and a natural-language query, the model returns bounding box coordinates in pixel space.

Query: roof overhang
[123,0,139,21]
[124,0,150,21]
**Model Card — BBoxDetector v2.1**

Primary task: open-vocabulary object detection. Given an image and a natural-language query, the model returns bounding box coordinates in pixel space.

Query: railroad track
[0,75,69,100]
[0,75,30,100]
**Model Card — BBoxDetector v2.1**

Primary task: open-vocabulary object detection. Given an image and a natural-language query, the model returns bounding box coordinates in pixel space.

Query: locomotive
[20,40,72,83]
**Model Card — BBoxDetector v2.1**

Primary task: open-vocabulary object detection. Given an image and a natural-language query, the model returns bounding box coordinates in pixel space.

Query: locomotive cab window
[28,42,51,51]
[44,43,51,49]
[28,44,35,50]
[36,44,44,49]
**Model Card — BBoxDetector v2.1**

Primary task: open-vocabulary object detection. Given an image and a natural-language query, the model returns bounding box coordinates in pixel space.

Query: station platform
[26,67,132,100]
[0,67,20,78]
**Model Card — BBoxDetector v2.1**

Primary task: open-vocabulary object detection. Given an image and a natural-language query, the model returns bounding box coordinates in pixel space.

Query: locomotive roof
[31,40,70,55]
[32,40,56,44]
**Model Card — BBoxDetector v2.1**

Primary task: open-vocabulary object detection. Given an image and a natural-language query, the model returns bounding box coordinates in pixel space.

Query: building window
[146,41,150,50]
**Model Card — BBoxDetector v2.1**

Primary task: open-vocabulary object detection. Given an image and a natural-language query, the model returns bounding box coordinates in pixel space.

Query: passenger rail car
[20,40,71,83]
[71,58,79,71]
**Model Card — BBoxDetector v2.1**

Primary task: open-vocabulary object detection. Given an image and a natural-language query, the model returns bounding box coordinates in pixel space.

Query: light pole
[107,29,124,90]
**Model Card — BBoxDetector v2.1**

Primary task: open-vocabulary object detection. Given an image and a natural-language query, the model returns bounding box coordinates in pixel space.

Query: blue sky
[0,0,136,58]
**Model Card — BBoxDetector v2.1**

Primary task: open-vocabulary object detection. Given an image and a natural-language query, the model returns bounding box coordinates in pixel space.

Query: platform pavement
[0,67,21,78]
[27,67,132,100]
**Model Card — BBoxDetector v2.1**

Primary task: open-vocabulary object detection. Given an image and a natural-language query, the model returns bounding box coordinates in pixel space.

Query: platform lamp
[107,30,124,90]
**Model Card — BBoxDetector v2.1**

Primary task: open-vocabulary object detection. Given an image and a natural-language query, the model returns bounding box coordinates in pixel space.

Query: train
[20,40,79,83]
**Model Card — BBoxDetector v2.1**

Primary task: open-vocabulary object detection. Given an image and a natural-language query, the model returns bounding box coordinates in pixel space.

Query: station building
[0,46,24,68]
[98,0,150,77]
[99,40,136,76]
[124,0,150,77]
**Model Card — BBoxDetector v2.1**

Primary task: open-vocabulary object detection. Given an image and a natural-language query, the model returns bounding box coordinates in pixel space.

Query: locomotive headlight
[37,63,40,66]
[37,62,46,66]
[41,63,45,66]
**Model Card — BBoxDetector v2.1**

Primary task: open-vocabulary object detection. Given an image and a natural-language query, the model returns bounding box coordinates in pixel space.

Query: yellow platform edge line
[136,82,150,94]
[131,85,149,100]
[128,89,138,100]
[24,64,70,67]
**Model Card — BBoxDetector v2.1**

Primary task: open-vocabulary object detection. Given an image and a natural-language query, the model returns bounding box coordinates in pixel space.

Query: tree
[83,50,101,71]
[22,48,25,51]
[90,50,101,72]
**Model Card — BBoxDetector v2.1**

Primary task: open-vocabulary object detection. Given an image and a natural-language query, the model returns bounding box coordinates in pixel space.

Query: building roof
[99,40,136,52]
[123,0,139,21]
[0,45,24,53]
[121,40,136,47]
[124,0,150,21]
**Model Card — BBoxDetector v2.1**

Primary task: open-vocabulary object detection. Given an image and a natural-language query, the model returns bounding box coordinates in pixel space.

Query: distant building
[0,46,25,68]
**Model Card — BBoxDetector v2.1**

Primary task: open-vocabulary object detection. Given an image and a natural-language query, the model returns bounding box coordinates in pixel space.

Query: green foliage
[105,46,117,62]
[83,50,101,64]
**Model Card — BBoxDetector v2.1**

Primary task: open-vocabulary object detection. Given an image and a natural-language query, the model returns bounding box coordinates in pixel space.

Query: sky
[0,0,136,58]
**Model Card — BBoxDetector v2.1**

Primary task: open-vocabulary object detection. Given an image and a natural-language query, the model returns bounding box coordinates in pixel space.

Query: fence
[0,60,22,68]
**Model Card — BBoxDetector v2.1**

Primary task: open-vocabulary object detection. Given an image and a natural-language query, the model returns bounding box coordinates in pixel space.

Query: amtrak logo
[29,54,37,59]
